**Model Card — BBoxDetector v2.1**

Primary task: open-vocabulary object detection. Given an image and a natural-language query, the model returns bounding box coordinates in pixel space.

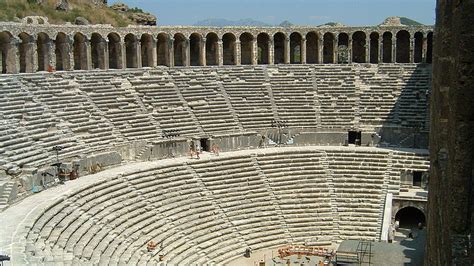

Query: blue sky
[109,0,436,26]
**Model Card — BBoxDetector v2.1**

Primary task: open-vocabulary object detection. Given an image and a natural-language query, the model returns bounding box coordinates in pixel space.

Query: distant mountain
[380,16,424,26]
[194,18,271,27]
[399,17,424,26]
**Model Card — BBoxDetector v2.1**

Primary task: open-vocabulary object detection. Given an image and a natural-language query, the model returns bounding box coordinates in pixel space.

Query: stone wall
[426,0,474,264]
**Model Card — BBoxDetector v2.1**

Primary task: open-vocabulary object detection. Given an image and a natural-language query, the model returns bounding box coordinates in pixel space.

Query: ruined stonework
[426,0,474,265]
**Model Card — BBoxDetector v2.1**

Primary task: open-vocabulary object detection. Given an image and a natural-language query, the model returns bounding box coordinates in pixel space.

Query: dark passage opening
[413,171,423,187]
[348,131,361,145]
[200,138,210,152]
[395,207,426,229]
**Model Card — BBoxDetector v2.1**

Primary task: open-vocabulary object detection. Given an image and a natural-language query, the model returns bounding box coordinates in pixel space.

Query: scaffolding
[335,240,373,265]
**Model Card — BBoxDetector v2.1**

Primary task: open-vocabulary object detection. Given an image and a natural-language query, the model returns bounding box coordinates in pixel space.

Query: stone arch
[0,31,16,74]
[206,32,219,66]
[189,33,202,66]
[140,33,154,67]
[18,32,35,73]
[173,33,187,66]
[306,31,318,64]
[382,32,393,63]
[323,32,335,64]
[396,30,410,63]
[414,32,423,63]
[91,33,106,69]
[107,33,122,69]
[222,33,236,65]
[257,33,269,64]
[395,206,426,229]
[352,31,366,63]
[73,32,88,70]
[55,32,70,71]
[426,32,433,64]
[125,33,138,68]
[240,32,253,65]
[274,32,286,64]
[290,32,302,64]
[37,32,51,71]
[157,33,170,66]
[337,33,349,63]
[369,32,379,63]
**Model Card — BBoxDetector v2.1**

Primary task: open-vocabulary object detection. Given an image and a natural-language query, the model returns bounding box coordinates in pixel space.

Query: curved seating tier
[0,64,431,169]
[20,147,429,264]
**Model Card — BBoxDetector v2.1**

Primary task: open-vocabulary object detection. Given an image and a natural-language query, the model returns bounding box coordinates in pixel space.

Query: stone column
[217,39,223,66]
[136,40,142,68]
[409,36,415,63]
[268,38,274,65]
[200,37,206,66]
[333,36,338,64]
[169,38,174,67]
[120,41,127,69]
[391,36,396,63]
[365,36,370,63]
[184,38,190,66]
[284,37,290,64]
[301,37,307,64]
[251,38,257,65]
[378,37,383,63]
[348,38,353,63]
[85,38,92,70]
[9,37,20,74]
[235,40,241,65]
[32,37,39,72]
[422,35,427,63]
[67,37,74,71]
[151,37,157,67]
[104,40,110,70]
[318,36,323,64]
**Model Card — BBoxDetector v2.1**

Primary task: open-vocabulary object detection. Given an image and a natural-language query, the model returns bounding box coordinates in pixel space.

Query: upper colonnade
[0,17,433,74]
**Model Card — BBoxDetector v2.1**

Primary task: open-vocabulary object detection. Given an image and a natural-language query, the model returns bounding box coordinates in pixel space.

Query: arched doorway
[382,32,393,63]
[290,32,302,64]
[157,33,169,66]
[240,32,253,65]
[395,207,426,228]
[141,34,154,67]
[369,32,379,63]
[306,31,318,64]
[396,30,410,63]
[73,32,88,70]
[352,31,366,63]
[37,32,51,71]
[174,33,187,66]
[91,33,106,69]
[108,33,122,69]
[189,33,201,66]
[222,33,236,65]
[257,33,269,64]
[414,32,423,63]
[206,32,219,65]
[125,33,138,68]
[0,31,15,74]
[273,32,285,64]
[19,32,35,73]
[323,32,334,64]
[55,32,70,71]
[337,33,349,64]
[426,32,433,64]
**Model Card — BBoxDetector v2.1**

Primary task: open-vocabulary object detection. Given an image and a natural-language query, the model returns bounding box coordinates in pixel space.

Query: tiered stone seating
[217,66,274,130]
[129,69,201,136]
[75,73,161,141]
[325,149,388,240]
[23,75,119,153]
[0,76,83,166]
[255,150,334,243]
[170,68,239,134]
[390,150,430,193]
[267,65,319,127]
[314,65,357,128]
[190,156,290,251]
